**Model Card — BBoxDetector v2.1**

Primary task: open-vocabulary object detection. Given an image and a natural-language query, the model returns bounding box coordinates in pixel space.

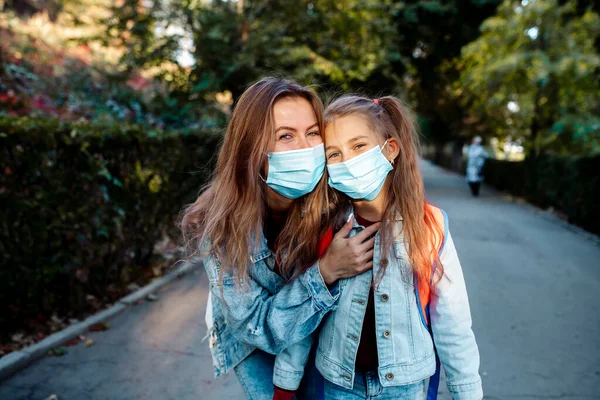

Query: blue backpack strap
[425,208,449,400]
[427,351,441,400]
[317,372,324,400]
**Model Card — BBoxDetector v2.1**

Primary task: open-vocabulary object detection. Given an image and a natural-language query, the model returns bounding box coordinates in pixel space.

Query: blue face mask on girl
[264,143,326,199]
[327,141,393,201]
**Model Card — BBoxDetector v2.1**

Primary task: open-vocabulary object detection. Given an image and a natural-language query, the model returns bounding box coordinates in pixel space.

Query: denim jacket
[275,207,483,400]
[201,235,340,378]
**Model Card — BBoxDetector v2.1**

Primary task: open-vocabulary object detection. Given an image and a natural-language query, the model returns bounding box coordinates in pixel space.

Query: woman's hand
[319,215,379,285]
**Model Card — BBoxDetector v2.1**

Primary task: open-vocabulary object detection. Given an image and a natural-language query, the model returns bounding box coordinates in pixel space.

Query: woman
[466,136,488,197]
[274,95,483,399]
[181,77,378,399]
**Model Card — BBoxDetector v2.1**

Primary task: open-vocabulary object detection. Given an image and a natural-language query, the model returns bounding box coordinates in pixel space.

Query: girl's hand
[319,215,379,285]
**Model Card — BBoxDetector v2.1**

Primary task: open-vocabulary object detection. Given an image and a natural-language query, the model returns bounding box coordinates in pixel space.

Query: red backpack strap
[415,206,448,327]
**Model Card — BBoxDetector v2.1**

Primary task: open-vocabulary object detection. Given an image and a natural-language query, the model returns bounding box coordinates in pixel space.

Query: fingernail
[346,213,354,223]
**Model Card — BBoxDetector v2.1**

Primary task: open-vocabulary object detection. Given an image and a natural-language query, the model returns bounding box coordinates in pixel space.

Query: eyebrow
[275,122,319,133]
[347,135,370,143]
[325,135,370,152]
[275,126,296,133]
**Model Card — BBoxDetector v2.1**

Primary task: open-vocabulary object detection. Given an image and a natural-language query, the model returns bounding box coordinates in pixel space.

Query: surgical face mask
[264,143,326,199]
[326,141,393,201]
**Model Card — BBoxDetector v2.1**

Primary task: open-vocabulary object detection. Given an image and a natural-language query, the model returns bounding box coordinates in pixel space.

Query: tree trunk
[434,142,445,166]
[451,137,466,173]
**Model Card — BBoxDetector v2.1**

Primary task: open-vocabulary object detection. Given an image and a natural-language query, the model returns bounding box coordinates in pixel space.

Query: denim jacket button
[381,258,389,267]
[381,294,389,302]
[385,372,394,381]
[383,330,391,338]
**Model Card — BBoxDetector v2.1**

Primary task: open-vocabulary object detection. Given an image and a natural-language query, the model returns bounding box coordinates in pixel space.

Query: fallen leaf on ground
[11,333,24,343]
[48,348,67,356]
[146,293,159,301]
[51,314,63,324]
[127,283,141,292]
[89,322,110,332]
[64,337,81,347]
[84,338,95,348]
[65,335,87,346]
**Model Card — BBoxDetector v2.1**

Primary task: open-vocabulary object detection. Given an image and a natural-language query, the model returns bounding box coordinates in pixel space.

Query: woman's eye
[307,131,321,137]
[279,133,293,140]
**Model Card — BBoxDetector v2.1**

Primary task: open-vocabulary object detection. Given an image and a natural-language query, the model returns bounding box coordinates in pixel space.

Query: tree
[390,0,502,157]
[104,0,401,101]
[453,0,600,156]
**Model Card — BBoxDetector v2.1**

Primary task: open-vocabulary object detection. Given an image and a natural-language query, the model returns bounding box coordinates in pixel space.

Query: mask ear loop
[380,140,395,166]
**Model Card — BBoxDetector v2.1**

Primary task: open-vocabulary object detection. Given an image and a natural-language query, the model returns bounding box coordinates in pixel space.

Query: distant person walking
[466,136,488,197]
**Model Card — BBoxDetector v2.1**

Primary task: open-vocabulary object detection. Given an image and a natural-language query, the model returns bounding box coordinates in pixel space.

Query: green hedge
[422,147,600,235]
[484,157,600,235]
[0,116,221,335]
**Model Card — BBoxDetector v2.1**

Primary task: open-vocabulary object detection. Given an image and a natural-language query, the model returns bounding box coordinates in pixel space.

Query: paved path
[2,160,599,400]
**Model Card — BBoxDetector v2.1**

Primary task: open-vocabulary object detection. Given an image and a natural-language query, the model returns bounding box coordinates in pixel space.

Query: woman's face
[324,114,384,164]
[272,97,322,153]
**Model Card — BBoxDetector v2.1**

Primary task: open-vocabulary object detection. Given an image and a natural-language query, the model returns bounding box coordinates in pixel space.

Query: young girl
[273,95,483,400]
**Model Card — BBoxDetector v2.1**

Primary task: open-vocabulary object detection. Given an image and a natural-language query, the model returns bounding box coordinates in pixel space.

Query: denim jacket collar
[347,208,403,226]
[348,208,405,253]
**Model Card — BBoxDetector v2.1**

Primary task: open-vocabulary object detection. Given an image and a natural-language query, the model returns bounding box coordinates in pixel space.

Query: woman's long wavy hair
[325,95,444,289]
[181,77,331,282]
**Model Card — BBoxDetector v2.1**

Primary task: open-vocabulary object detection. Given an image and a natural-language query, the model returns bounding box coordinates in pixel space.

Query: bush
[484,158,529,197]
[423,149,600,235]
[0,116,221,335]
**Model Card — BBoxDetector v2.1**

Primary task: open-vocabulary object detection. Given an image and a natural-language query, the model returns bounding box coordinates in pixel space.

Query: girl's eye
[307,131,321,137]
[279,133,293,140]
[327,152,340,160]
[353,143,366,151]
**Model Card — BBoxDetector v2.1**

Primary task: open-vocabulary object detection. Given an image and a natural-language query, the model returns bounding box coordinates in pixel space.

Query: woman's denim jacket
[201,236,340,377]
[274,208,483,400]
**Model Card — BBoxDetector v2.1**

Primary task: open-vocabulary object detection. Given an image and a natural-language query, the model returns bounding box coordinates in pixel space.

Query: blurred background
[1,0,599,397]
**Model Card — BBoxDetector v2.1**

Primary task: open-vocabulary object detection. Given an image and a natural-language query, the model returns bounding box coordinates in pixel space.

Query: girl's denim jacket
[201,236,340,377]
[273,207,483,400]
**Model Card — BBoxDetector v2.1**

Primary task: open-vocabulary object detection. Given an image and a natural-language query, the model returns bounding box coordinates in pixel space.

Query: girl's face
[272,97,322,153]
[324,114,385,164]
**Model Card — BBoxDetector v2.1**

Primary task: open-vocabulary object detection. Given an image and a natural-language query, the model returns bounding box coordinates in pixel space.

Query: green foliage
[484,156,600,234]
[106,0,401,100]
[0,10,226,130]
[390,0,502,144]
[453,0,600,155]
[0,116,221,334]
